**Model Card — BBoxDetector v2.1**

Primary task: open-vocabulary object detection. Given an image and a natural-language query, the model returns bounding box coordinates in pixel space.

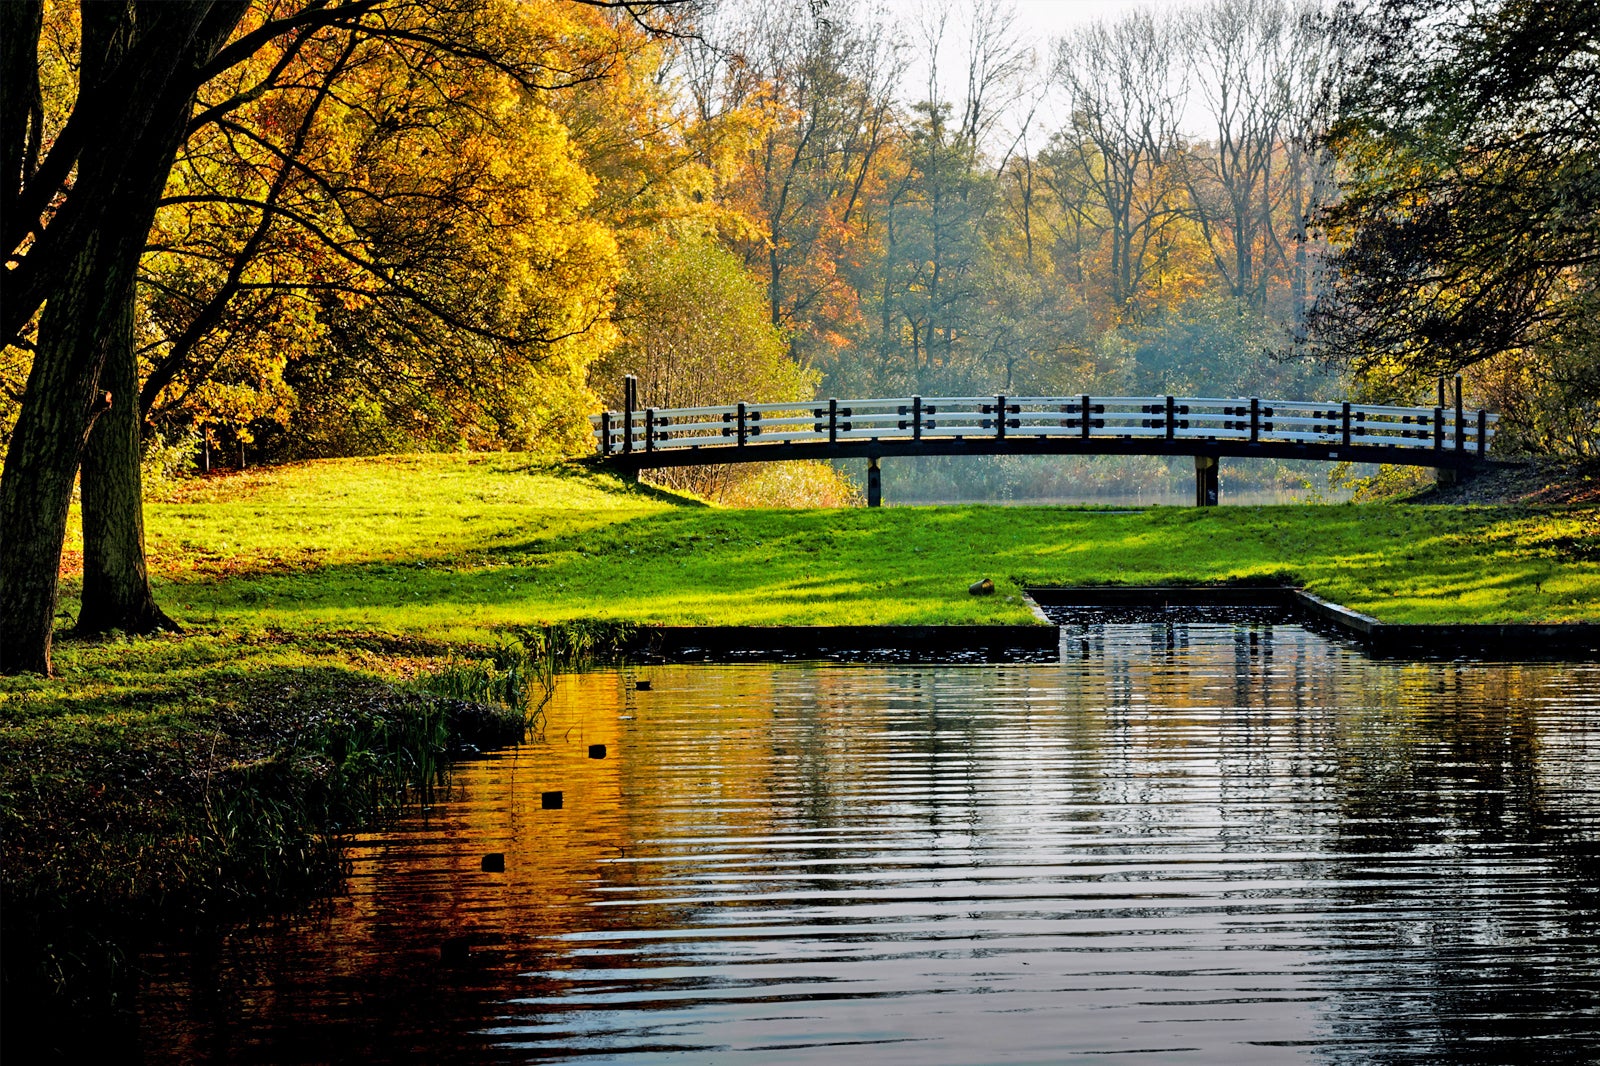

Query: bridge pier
[1194,456,1219,506]
[867,456,882,508]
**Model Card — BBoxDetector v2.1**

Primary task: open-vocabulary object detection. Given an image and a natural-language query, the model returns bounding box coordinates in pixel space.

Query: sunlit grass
[68,454,1593,639]
[14,451,1596,794]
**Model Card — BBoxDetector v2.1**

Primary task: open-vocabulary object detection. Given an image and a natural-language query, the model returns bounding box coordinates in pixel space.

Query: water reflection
[137,626,1600,1064]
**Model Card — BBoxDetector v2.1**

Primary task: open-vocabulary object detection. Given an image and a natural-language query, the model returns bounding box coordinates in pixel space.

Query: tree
[2,1,253,674]
[692,0,901,367]
[139,6,621,458]
[866,1,1031,392]
[1049,11,1187,319]
[590,230,815,497]
[1178,0,1295,311]
[1310,0,1600,452]
[0,0,673,674]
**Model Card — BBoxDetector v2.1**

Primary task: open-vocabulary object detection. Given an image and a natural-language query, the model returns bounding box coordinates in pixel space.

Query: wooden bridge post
[1454,376,1465,453]
[644,408,655,453]
[867,456,882,508]
[912,395,922,440]
[829,398,838,444]
[1165,396,1175,440]
[737,402,747,447]
[995,395,1007,440]
[1435,377,1470,486]
[622,374,636,455]
[1195,455,1219,507]
[600,411,612,457]
[1478,409,1488,459]
[1081,395,1091,440]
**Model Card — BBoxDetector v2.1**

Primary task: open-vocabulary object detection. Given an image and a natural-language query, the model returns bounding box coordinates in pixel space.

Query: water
[137,625,1600,1063]
[897,489,1332,507]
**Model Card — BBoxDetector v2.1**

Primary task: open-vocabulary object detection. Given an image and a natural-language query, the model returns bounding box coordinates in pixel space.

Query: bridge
[590,375,1497,506]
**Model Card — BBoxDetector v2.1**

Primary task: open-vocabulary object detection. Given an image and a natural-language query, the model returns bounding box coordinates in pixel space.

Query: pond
[137,623,1600,1063]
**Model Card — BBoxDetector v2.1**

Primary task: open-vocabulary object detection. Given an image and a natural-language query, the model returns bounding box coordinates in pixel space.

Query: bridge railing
[591,394,1497,459]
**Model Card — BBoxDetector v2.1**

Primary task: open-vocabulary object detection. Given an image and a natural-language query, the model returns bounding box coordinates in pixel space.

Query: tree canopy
[1310,0,1600,452]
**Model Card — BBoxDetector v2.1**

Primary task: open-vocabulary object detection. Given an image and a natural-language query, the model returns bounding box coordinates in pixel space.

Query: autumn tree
[687,0,901,371]
[0,0,674,674]
[140,3,622,459]
[1311,0,1600,452]
[2,0,257,673]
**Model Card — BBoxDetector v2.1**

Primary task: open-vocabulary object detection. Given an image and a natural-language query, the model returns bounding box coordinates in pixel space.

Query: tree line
[2,0,1595,673]
[677,0,1337,403]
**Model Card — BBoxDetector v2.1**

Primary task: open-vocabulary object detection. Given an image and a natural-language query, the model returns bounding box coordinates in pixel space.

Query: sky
[874,0,1219,145]
[997,0,1213,36]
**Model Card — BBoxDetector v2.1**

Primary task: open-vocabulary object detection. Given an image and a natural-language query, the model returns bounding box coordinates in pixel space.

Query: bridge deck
[590,393,1497,472]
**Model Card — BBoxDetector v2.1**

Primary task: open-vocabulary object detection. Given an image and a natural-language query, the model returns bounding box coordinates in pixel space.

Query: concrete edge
[1290,589,1382,635]
[1024,585,1301,608]
[1026,584,1600,659]
[606,588,1597,664]
[623,624,1060,664]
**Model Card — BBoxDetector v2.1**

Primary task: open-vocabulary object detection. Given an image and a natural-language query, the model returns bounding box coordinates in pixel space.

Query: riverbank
[0,641,527,1051]
[4,451,1597,1038]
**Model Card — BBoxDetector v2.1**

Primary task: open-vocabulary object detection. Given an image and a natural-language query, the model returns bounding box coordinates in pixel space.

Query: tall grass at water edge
[417,621,636,736]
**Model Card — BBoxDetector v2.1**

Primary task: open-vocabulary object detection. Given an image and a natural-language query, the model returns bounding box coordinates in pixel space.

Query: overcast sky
[873,0,1219,145]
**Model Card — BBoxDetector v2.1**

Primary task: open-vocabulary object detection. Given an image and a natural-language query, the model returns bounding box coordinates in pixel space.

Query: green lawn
[10,449,1592,716]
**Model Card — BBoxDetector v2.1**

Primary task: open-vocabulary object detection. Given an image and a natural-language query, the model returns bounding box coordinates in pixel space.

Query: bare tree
[1179,0,1303,311]
[1277,2,1338,328]
[1049,10,1187,314]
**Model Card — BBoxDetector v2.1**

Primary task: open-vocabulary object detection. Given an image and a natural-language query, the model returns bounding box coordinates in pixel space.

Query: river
[136,622,1600,1063]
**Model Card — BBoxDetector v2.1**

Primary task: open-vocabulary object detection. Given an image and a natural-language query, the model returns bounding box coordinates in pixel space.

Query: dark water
[137,625,1600,1064]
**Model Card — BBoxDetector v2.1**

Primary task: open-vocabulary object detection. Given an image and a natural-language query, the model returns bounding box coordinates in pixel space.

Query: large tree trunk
[76,281,177,637]
[0,246,125,673]
[0,3,244,675]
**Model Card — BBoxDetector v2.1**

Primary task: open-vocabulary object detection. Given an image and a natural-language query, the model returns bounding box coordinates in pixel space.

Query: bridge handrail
[588,393,1498,460]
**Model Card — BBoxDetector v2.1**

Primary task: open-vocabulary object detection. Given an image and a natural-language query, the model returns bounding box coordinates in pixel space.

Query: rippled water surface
[139,625,1600,1063]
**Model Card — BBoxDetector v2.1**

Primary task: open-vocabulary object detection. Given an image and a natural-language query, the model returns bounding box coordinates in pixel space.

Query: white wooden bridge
[591,376,1497,505]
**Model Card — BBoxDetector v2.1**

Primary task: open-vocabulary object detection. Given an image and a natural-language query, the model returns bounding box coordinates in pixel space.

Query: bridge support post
[1194,456,1219,507]
[867,456,882,508]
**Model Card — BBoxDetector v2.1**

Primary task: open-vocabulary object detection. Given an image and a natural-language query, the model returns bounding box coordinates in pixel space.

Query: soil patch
[1409,458,1600,505]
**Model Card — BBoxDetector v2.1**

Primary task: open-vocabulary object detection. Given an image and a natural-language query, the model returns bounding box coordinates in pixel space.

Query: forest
[2,0,1597,673]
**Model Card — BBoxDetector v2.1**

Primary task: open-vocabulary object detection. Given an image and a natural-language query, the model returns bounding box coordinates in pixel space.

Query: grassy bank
[3,451,1596,1033]
[113,452,1600,632]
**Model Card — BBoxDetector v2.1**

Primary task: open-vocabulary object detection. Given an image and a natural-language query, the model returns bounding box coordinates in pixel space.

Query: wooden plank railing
[591,394,1498,462]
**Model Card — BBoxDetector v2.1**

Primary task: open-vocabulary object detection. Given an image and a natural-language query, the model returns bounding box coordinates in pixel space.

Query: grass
[4,450,1596,1033]
[87,451,1600,635]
